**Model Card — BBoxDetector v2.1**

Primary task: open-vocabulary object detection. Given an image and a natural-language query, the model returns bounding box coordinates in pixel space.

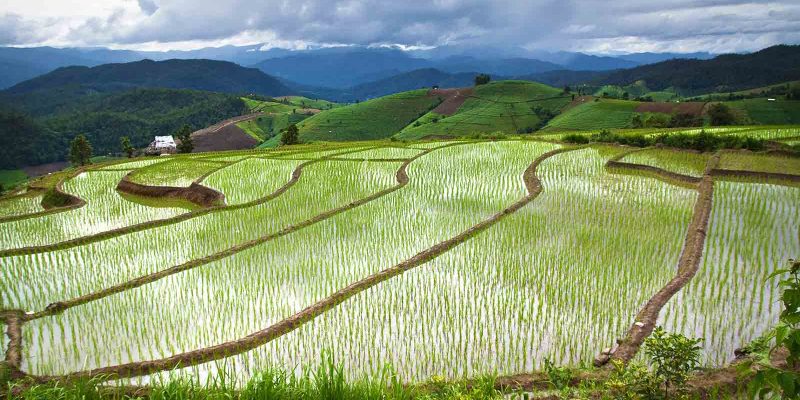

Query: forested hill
[597,45,800,94]
[0,88,246,169]
[4,59,292,98]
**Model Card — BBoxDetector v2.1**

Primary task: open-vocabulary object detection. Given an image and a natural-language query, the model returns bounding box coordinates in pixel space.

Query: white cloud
[0,0,797,53]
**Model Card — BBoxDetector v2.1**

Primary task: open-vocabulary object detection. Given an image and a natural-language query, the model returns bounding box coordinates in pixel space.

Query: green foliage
[120,136,134,158]
[174,124,193,154]
[298,89,441,142]
[644,326,703,399]
[708,103,736,126]
[562,129,766,152]
[0,88,246,168]
[41,188,74,208]
[561,133,590,144]
[745,259,800,399]
[281,124,300,145]
[546,99,639,130]
[68,134,93,166]
[605,359,662,400]
[543,358,573,390]
[6,355,502,400]
[474,74,491,86]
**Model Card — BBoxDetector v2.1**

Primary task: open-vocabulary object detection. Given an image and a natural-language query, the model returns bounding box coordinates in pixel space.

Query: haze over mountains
[0,44,715,91]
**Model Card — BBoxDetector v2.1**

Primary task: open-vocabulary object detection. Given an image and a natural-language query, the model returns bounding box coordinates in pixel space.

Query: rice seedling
[0,193,42,218]
[718,152,800,175]
[154,145,697,383]
[128,159,229,187]
[20,141,557,376]
[0,171,187,249]
[4,156,400,313]
[619,148,710,177]
[203,158,303,204]
[658,182,800,365]
[335,147,423,160]
[97,158,169,171]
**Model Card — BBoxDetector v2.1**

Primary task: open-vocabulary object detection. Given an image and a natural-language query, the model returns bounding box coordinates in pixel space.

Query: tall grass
[8,355,502,399]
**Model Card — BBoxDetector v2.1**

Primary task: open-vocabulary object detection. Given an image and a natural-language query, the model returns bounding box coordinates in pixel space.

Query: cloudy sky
[1,0,798,54]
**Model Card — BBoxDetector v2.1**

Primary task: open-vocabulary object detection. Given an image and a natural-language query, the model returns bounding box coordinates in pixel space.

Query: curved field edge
[23,146,581,383]
[0,147,379,257]
[16,144,455,321]
[601,153,720,365]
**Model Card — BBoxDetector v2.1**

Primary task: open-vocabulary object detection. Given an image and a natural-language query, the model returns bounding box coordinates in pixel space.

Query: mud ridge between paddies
[25,145,583,383]
[0,146,377,257]
[15,144,454,321]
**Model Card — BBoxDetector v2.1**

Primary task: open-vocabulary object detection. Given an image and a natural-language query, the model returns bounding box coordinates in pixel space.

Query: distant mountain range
[0,44,718,90]
[2,59,291,116]
[336,45,800,100]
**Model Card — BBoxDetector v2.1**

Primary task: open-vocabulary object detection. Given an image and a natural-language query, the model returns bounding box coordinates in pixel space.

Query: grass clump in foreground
[5,355,503,400]
[563,129,767,152]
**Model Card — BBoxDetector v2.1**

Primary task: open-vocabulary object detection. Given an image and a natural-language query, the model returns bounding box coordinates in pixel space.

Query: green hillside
[297,89,441,142]
[396,81,570,140]
[277,96,341,110]
[725,98,800,125]
[546,98,640,130]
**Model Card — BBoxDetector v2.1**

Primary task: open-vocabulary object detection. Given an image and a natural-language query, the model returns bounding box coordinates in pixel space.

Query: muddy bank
[116,176,225,208]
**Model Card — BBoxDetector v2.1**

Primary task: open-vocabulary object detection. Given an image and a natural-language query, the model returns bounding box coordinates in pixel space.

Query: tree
[281,124,300,145]
[68,134,93,166]
[474,74,491,86]
[120,136,134,158]
[744,259,800,399]
[175,124,194,153]
[707,103,736,126]
[563,85,571,94]
[622,91,630,100]
[644,327,703,399]
[788,83,800,100]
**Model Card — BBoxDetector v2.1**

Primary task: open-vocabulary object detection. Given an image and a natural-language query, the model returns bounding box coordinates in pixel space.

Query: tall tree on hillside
[120,136,134,158]
[708,103,736,126]
[68,134,93,166]
[474,74,491,86]
[281,124,300,145]
[175,124,194,153]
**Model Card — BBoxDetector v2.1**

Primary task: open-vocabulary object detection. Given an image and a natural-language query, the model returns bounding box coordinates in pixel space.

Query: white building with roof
[146,135,177,155]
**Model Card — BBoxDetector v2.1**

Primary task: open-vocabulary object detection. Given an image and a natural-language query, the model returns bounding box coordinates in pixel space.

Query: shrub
[562,133,590,144]
[644,326,703,399]
[743,259,800,399]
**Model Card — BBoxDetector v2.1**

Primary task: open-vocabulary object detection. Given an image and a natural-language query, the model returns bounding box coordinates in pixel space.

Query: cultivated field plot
[1,140,798,386]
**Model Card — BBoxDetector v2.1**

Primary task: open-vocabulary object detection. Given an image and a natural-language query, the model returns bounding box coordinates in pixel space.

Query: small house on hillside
[146,135,177,155]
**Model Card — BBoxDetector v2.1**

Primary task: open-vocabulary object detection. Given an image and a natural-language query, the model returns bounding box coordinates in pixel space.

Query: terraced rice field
[1,139,798,387]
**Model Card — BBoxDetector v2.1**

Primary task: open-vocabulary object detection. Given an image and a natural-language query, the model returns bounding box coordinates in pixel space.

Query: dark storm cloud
[1,0,799,52]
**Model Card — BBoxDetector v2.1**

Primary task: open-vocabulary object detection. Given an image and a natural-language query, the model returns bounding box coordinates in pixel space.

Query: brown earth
[600,152,720,366]
[21,162,69,178]
[429,88,473,115]
[634,102,706,116]
[190,114,263,153]
[116,176,225,208]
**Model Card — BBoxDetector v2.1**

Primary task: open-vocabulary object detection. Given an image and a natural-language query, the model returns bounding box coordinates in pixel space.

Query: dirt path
[1,311,23,377]
[597,152,720,366]
[430,88,473,115]
[30,145,580,383]
[0,147,376,258]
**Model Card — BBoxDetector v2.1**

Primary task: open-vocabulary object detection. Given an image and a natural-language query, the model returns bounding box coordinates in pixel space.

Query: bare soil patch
[192,124,259,153]
[429,88,473,115]
[634,102,706,116]
[22,162,69,178]
[116,176,225,208]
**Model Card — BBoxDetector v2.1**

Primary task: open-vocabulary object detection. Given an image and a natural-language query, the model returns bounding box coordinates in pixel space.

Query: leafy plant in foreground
[644,327,703,399]
[743,259,800,399]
